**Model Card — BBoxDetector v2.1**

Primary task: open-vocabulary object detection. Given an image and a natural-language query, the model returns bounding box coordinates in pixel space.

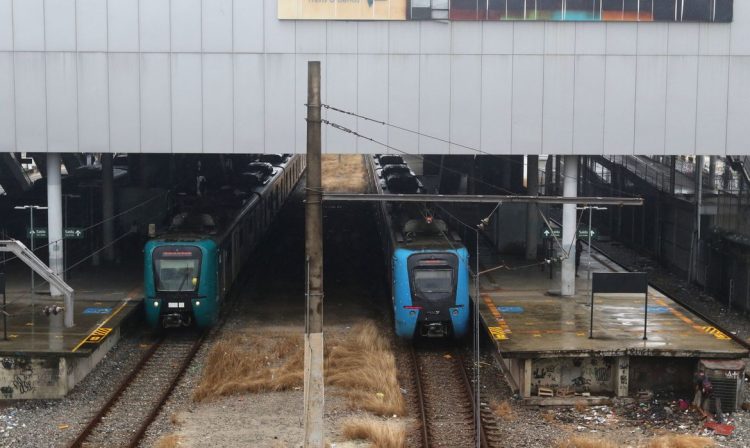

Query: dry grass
[644,435,716,448]
[341,418,407,448]
[542,410,556,423]
[326,321,406,416]
[574,401,587,412]
[154,434,183,448]
[322,155,368,193]
[557,435,618,448]
[169,412,184,426]
[492,400,516,421]
[193,332,303,402]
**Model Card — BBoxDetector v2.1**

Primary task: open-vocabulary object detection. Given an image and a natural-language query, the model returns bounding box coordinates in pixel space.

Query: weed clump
[193,332,303,402]
[644,434,716,448]
[556,435,618,448]
[326,321,406,416]
[154,434,183,448]
[492,400,516,421]
[341,418,406,448]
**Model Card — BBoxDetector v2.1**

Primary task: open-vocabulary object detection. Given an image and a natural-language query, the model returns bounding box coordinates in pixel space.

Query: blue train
[144,154,305,328]
[368,155,470,339]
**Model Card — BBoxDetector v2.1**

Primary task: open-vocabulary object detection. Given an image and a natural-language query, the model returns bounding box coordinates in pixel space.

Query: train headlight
[452,309,459,316]
[153,301,159,307]
[195,301,201,306]
[409,310,416,317]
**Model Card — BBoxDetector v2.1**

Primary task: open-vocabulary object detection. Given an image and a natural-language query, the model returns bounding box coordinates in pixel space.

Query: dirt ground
[322,155,369,193]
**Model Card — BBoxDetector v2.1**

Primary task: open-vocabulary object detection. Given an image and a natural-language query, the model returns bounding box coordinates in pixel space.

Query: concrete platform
[478,249,749,403]
[0,262,142,399]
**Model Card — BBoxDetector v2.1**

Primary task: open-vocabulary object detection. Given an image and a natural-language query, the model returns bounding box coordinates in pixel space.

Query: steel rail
[127,332,206,447]
[455,351,490,448]
[66,335,165,448]
[66,332,205,448]
[409,346,431,448]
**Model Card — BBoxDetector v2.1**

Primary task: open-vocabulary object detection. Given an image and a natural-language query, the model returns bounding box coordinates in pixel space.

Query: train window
[153,247,202,292]
[413,269,453,294]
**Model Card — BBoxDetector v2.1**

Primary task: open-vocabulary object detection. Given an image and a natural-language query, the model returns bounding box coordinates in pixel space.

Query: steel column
[47,153,63,296]
[562,155,578,296]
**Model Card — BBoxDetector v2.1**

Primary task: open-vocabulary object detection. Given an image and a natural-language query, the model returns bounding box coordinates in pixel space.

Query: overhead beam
[322,193,643,206]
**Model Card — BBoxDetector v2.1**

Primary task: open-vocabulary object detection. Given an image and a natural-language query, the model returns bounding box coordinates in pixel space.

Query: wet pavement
[478,249,748,359]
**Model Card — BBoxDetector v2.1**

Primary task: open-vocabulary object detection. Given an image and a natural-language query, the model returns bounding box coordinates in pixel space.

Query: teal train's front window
[153,246,202,292]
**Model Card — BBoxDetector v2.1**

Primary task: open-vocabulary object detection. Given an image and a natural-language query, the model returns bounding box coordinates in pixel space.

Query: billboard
[279,0,733,22]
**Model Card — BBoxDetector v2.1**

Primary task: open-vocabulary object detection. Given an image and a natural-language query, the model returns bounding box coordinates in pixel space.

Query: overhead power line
[321,102,640,199]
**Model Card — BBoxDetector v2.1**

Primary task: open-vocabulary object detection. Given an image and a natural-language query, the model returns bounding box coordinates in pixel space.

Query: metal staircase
[0,239,75,327]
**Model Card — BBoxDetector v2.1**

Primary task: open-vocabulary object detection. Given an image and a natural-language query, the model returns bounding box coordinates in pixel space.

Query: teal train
[368,155,470,339]
[144,155,305,328]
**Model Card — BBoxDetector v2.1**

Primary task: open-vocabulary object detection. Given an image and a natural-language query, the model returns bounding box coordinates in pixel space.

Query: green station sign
[542,228,597,240]
[28,228,85,240]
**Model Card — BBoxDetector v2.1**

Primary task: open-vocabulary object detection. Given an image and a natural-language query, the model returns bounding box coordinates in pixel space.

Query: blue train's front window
[413,269,453,294]
[153,246,202,292]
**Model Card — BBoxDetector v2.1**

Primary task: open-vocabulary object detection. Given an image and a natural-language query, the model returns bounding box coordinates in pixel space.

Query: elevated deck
[478,248,748,402]
[0,262,142,399]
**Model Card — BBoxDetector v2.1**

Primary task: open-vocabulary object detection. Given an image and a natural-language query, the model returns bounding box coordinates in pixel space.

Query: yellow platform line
[482,294,512,340]
[654,297,730,340]
[71,286,140,353]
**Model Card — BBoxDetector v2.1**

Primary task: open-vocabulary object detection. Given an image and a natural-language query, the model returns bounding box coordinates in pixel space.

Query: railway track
[410,346,503,448]
[67,331,205,448]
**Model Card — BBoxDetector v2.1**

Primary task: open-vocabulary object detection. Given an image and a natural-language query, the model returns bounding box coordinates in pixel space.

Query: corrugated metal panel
[0,0,747,154]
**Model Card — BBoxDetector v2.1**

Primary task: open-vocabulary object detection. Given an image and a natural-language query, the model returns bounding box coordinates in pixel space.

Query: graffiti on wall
[0,357,35,398]
[531,357,617,394]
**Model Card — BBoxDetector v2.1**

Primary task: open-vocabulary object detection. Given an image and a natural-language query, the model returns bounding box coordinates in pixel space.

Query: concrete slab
[0,261,142,399]
[478,248,749,401]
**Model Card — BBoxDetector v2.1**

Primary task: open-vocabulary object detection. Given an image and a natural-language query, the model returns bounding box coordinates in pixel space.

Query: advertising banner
[279,0,732,22]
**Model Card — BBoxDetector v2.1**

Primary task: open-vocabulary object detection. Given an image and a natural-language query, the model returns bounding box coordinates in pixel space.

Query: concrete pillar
[47,153,64,296]
[561,155,578,297]
[669,156,676,194]
[525,155,539,260]
[695,155,704,239]
[616,357,629,397]
[708,156,717,191]
[102,153,115,263]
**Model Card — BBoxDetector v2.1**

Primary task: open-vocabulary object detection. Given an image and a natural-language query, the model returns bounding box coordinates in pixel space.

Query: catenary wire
[1,190,169,266]
[321,103,639,199]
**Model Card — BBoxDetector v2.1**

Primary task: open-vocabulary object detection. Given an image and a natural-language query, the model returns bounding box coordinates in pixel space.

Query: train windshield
[413,269,453,294]
[153,247,202,292]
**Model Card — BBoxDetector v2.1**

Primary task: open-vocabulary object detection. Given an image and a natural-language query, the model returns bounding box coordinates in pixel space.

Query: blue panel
[83,307,112,315]
[498,306,524,313]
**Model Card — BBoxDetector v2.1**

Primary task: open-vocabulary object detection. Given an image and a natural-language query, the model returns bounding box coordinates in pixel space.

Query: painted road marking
[487,326,508,340]
[83,307,113,315]
[72,285,141,352]
[498,306,524,313]
[654,297,731,341]
[483,294,512,340]
[702,326,731,340]
[84,327,112,343]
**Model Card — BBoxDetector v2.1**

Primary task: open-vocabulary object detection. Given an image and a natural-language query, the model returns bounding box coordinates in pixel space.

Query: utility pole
[303,60,325,448]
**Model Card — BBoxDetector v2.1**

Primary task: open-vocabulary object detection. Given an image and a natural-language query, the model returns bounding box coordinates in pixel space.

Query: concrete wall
[1,1,750,155]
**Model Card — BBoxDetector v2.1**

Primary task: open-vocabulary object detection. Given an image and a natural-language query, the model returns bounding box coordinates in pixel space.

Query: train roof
[370,155,464,251]
[152,154,298,245]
